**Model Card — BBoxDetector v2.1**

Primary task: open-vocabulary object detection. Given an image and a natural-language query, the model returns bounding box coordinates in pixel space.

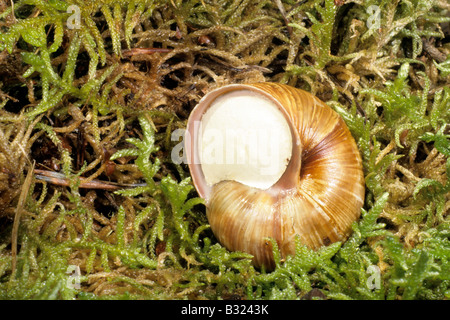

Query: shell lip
[185,83,302,201]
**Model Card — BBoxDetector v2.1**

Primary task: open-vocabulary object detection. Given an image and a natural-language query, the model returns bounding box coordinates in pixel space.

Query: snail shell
[185,83,365,269]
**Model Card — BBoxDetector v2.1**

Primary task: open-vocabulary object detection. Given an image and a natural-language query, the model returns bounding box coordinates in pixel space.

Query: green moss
[0,0,449,299]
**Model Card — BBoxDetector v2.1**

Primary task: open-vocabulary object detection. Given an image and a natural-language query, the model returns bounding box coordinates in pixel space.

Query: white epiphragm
[199,89,293,190]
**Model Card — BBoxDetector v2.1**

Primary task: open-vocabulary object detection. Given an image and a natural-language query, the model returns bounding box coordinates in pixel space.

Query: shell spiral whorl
[186,83,365,269]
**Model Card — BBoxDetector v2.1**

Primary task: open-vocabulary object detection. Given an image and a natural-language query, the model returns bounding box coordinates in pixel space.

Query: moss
[0,0,449,299]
